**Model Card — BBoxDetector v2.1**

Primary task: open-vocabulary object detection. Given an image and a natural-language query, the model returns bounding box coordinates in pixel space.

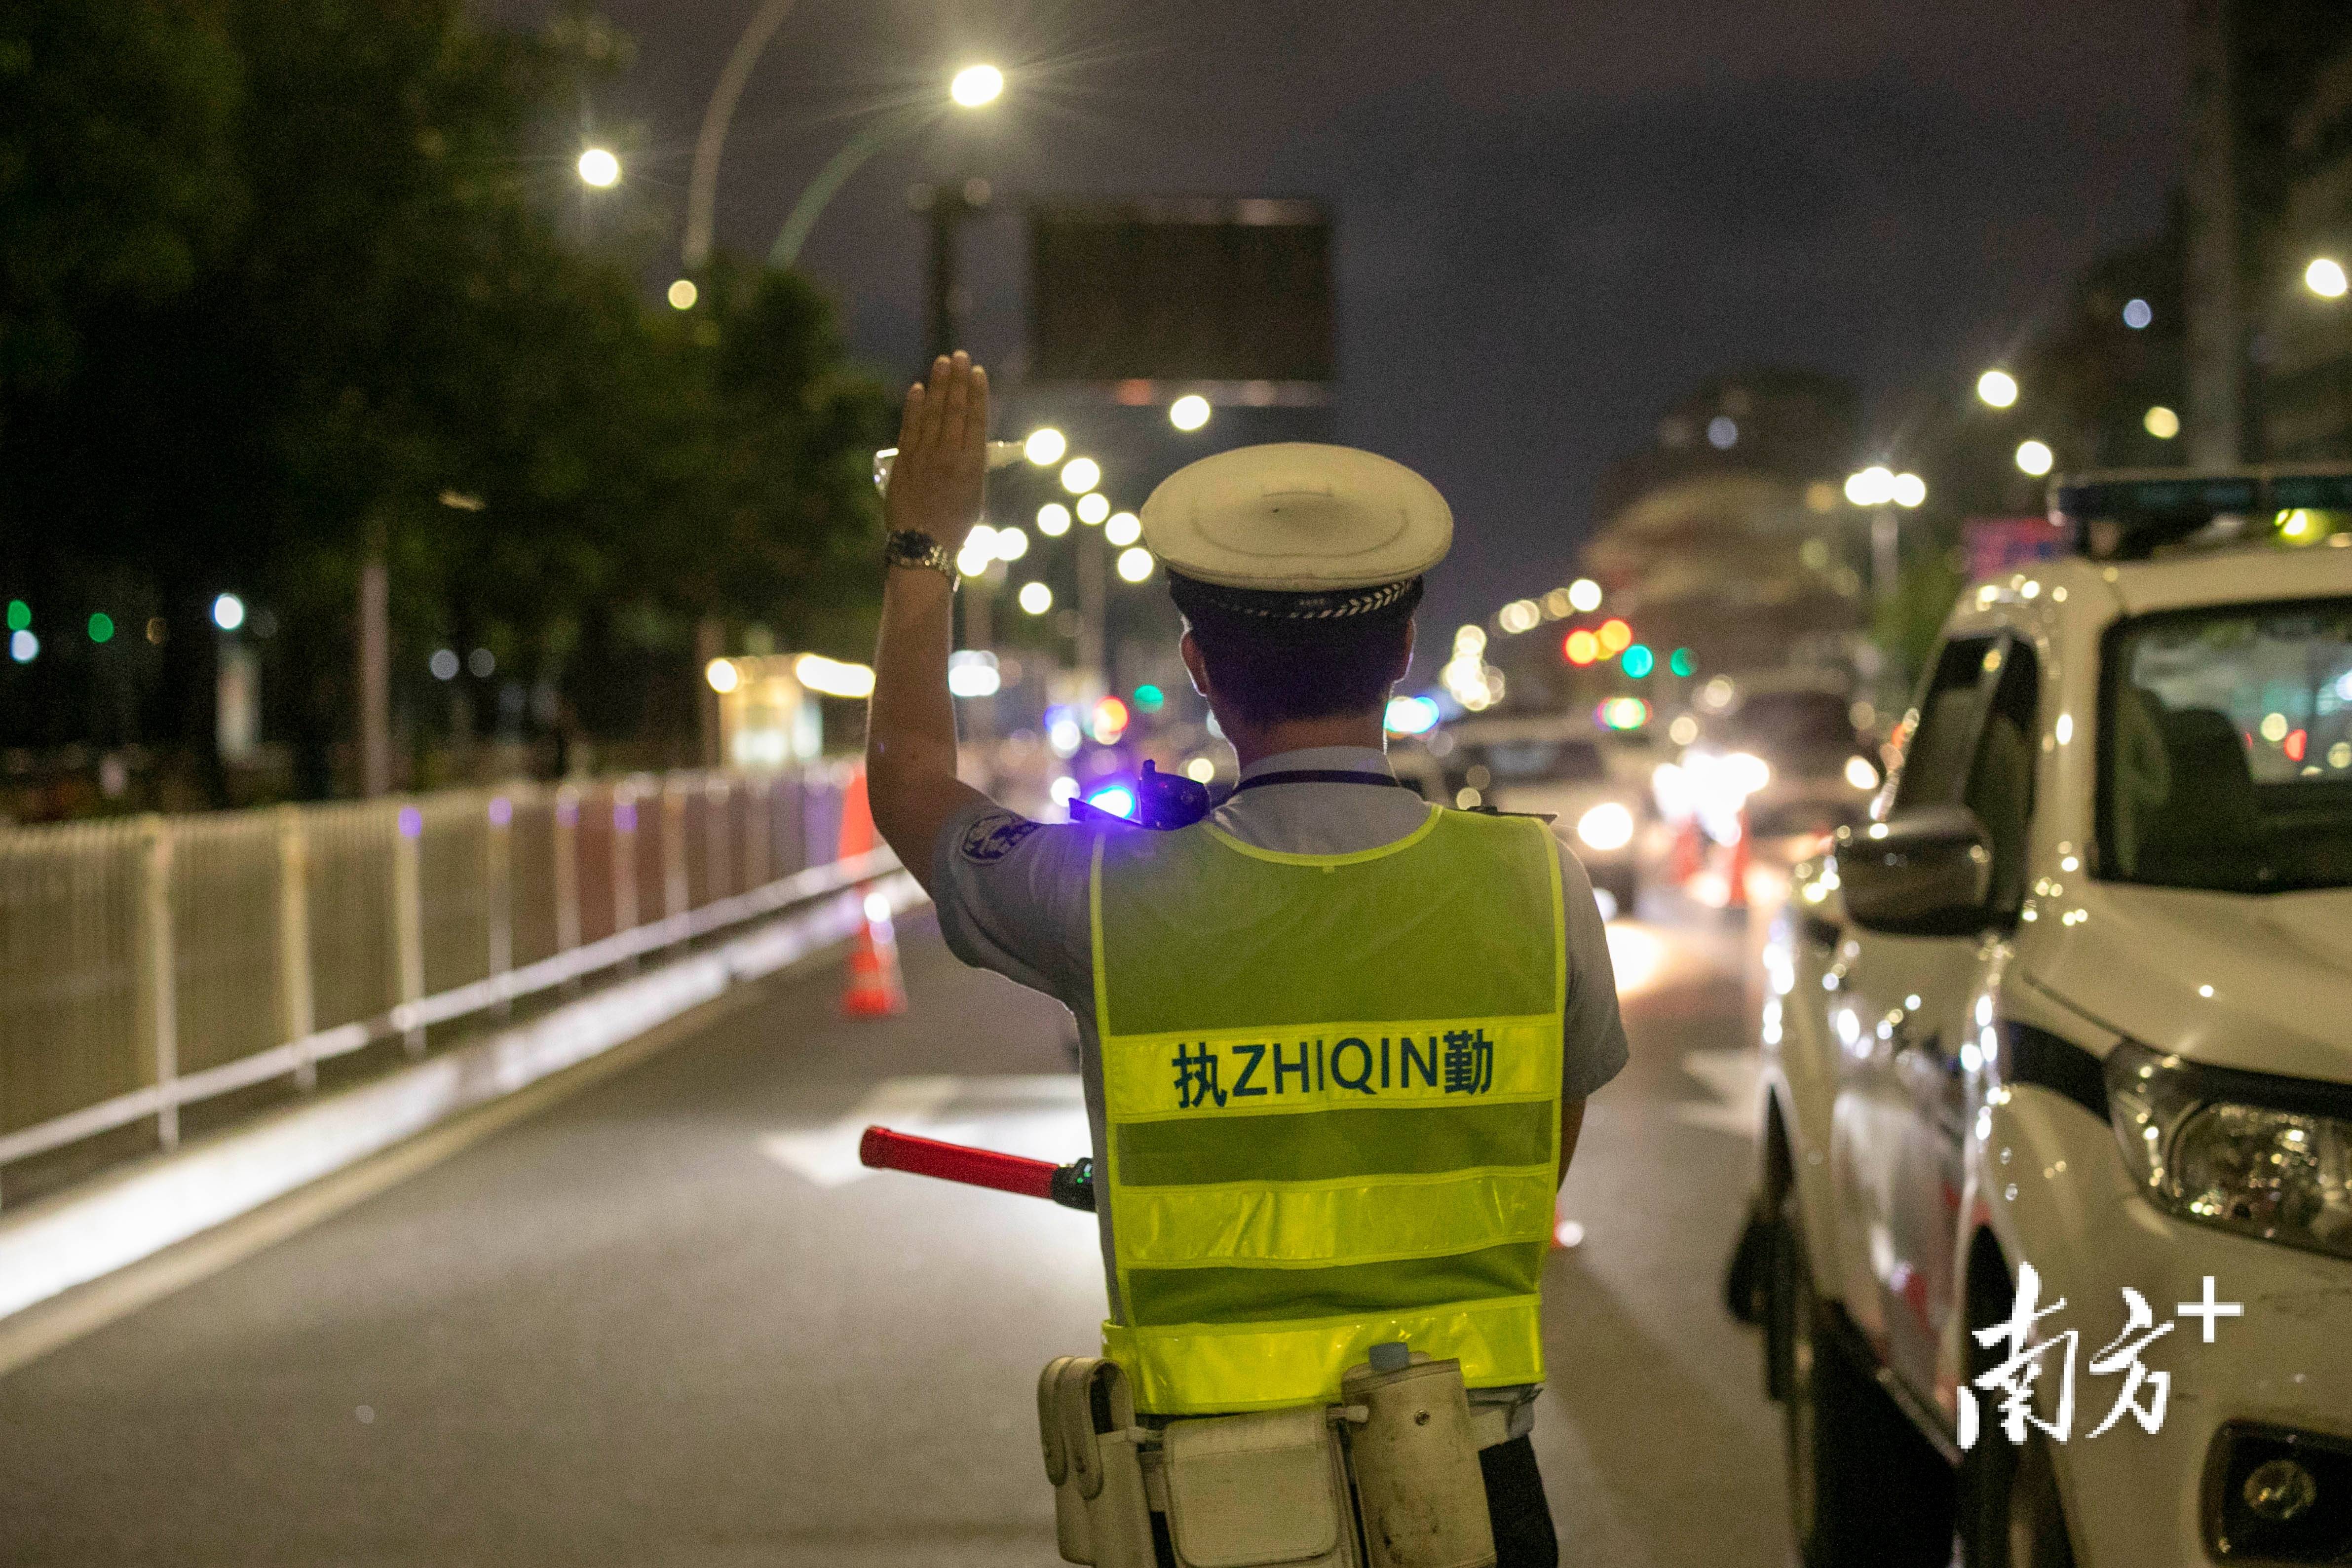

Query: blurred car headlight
[2105,1038,2352,1259]
[1844,755,1880,791]
[1726,751,1771,796]
[1576,802,1635,853]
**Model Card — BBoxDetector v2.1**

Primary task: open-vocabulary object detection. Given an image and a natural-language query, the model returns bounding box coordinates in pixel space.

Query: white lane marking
[760,1074,1086,1188]
[1670,1047,1759,1139]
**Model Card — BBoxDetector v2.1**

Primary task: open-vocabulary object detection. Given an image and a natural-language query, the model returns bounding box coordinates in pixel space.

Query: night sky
[487,0,2183,636]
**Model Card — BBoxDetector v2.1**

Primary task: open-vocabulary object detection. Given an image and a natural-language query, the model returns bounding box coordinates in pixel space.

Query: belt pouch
[1039,1357,1156,1568]
[1339,1355,1496,1568]
[1163,1406,1358,1568]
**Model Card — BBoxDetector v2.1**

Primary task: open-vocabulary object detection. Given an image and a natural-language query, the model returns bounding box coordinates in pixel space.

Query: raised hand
[885,351,989,550]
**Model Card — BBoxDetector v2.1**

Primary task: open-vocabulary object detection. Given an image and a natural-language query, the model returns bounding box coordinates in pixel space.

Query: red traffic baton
[858,1126,1095,1212]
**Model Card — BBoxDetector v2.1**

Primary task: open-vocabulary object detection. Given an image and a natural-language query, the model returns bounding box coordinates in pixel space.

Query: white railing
[0,766,885,1197]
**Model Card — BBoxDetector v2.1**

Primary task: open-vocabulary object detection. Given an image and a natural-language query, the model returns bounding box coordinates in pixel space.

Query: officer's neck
[1219,710,1388,772]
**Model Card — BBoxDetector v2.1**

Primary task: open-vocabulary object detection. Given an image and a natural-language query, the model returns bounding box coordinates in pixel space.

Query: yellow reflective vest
[1089,803,1565,1415]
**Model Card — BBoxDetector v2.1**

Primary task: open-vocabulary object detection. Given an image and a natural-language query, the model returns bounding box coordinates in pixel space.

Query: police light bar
[2051,464,2352,560]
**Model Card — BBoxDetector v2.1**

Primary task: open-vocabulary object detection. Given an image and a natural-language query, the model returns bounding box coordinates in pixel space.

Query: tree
[0,2,891,808]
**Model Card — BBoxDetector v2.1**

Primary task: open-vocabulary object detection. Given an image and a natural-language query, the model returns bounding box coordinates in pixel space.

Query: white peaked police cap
[1139,443,1452,593]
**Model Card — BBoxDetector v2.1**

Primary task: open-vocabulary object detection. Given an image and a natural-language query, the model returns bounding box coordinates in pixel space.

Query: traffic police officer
[867,353,1627,1567]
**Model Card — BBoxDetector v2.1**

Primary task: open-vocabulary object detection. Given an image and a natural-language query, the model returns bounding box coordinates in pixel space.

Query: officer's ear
[1391,618,1417,685]
[1179,630,1213,699]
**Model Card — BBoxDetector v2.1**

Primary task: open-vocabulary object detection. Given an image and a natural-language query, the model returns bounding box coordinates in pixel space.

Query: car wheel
[1959,1341,2076,1567]
[1777,1192,1953,1568]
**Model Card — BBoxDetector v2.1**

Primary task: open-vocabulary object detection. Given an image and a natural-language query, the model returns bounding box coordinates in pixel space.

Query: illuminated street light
[1018,581,1054,614]
[949,64,1004,109]
[2015,439,2055,477]
[1025,428,1067,465]
[1105,511,1142,547]
[1890,472,1927,509]
[2122,298,2153,330]
[1116,547,1155,583]
[2307,258,2349,300]
[2145,405,2181,440]
[1567,578,1602,613]
[577,148,621,188]
[1976,369,2019,408]
[1061,457,1100,494]
[1076,492,1111,525]
[667,279,698,310]
[705,658,740,694]
[792,653,874,698]
[993,526,1029,561]
[1037,502,1071,536]
[211,593,246,631]
[1844,466,1896,507]
[1170,394,1212,432]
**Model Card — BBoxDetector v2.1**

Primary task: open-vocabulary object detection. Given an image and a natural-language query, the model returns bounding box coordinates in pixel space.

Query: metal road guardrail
[0,766,884,1197]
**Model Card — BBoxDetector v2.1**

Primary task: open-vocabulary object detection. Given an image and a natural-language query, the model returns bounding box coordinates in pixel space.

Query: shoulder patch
[959,811,1044,863]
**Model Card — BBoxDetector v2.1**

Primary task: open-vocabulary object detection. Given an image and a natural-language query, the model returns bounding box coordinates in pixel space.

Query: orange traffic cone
[1669,815,1704,884]
[1725,806,1752,914]
[838,767,907,1017]
[841,898,907,1017]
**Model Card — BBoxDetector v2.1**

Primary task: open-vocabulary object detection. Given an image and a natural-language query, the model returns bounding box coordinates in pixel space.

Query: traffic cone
[1725,806,1752,915]
[1669,815,1704,884]
[838,767,906,1017]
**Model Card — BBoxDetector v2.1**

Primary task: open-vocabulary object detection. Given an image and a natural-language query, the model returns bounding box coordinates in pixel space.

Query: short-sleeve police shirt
[931,745,1630,1330]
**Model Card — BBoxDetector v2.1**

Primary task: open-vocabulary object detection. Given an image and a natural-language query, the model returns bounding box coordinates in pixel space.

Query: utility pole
[1076,525,1108,705]
[359,516,391,797]
[914,178,991,364]
[2185,0,2248,466]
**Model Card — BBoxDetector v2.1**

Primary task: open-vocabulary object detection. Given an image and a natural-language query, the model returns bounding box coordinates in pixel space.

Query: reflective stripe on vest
[1088,804,1566,1415]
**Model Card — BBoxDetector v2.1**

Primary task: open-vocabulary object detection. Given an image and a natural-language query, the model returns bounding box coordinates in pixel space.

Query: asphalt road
[0,899,1787,1567]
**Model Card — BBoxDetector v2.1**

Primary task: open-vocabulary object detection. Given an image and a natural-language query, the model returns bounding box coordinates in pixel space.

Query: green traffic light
[1669,647,1694,677]
[4,600,27,632]
[1622,644,1655,678]
[1134,684,1165,711]
[89,612,114,643]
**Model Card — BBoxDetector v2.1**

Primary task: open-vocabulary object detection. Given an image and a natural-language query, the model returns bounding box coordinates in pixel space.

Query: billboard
[1027,199,1333,390]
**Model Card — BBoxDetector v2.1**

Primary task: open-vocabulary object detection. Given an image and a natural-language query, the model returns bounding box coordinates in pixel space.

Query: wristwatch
[883,530,958,585]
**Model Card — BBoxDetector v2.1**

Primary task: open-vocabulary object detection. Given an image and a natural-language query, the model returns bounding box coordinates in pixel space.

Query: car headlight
[2104,1038,2352,1259]
[1726,751,1771,796]
[1576,801,1635,853]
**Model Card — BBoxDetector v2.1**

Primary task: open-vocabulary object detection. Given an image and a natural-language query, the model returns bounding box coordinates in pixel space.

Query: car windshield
[1724,691,1856,762]
[2103,599,2352,892]
[1466,738,1607,784]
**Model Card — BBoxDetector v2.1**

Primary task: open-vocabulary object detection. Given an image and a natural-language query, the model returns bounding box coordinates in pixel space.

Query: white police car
[1748,470,2352,1568]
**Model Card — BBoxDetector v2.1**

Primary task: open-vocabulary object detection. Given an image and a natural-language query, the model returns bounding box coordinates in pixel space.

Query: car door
[1830,634,2038,1400]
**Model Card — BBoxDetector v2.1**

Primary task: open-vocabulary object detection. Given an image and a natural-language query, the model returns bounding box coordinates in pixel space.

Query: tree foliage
[0,0,891,801]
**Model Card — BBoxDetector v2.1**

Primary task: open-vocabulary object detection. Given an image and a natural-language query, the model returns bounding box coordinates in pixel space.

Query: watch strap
[884,530,958,585]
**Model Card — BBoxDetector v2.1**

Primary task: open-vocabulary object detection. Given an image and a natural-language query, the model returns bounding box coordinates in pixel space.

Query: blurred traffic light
[1622,644,1655,678]
[1669,647,1694,677]
[1133,684,1165,712]
[1563,629,1599,666]
[1091,695,1130,744]
[1597,619,1632,655]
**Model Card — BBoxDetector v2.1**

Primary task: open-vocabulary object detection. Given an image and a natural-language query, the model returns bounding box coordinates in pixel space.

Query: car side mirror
[1832,807,1994,937]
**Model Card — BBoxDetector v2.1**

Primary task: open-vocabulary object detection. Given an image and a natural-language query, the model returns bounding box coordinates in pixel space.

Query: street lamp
[1061,457,1101,495]
[2015,440,2055,477]
[667,279,698,310]
[950,64,1005,108]
[577,148,620,188]
[1025,428,1067,466]
[2308,258,2348,300]
[1170,395,1212,432]
[1976,369,2019,408]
